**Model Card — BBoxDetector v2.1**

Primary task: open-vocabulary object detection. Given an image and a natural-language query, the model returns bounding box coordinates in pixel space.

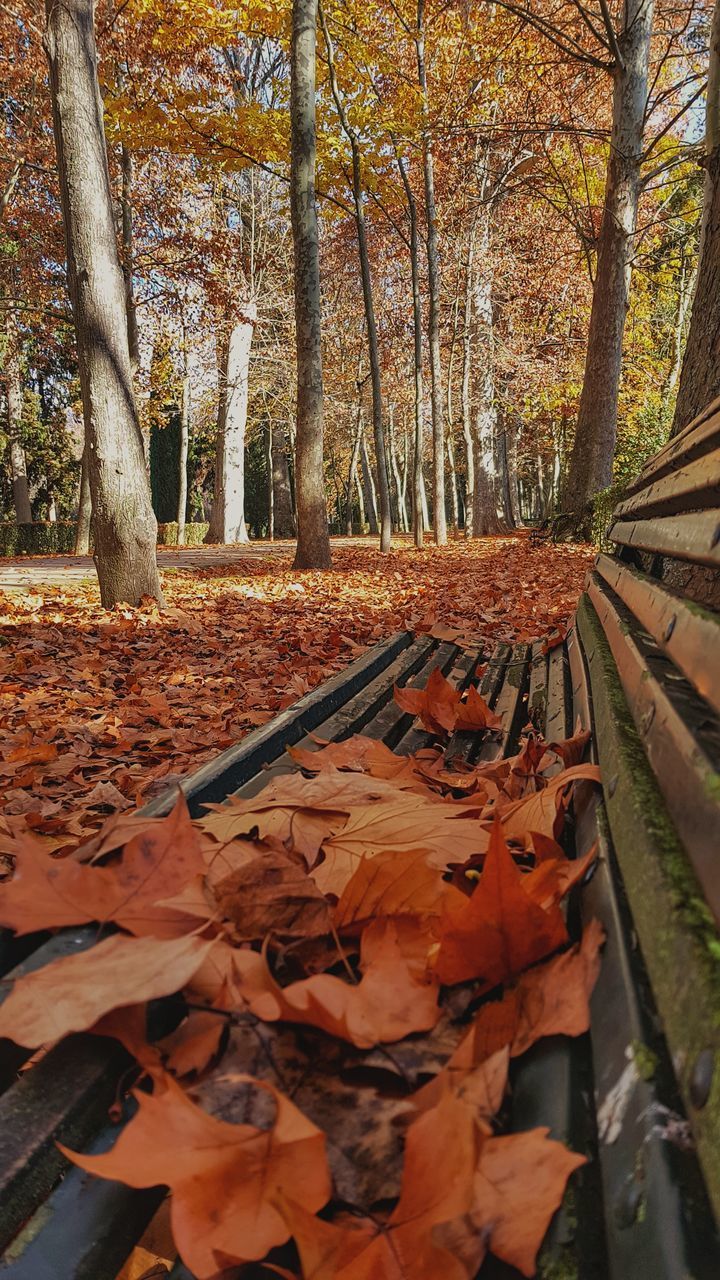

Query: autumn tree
[291,0,332,568]
[43,0,162,606]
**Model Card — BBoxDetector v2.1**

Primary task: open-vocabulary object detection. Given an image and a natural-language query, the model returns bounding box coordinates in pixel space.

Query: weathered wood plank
[475,642,531,763]
[569,627,720,1279]
[576,593,720,1224]
[527,641,548,733]
[613,452,720,521]
[141,630,413,817]
[595,553,720,716]
[609,509,720,568]
[586,573,720,920]
[624,409,720,498]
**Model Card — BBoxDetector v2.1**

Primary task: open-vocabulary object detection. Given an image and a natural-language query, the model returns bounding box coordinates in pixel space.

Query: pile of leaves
[0,672,602,1280]
[0,537,591,854]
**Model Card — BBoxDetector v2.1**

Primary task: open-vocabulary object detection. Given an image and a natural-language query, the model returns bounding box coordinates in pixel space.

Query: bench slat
[570,630,720,1278]
[141,629,413,818]
[624,408,720,498]
[0,1115,163,1280]
[576,593,720,1225]
[594,553,720,715]
[613,452,720,521]
[586,573,720,919]
[609,509,720,567]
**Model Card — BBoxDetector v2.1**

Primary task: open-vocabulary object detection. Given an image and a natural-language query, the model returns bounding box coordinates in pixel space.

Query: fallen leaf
[0,933,216,1047]
[61,1070,332,1279]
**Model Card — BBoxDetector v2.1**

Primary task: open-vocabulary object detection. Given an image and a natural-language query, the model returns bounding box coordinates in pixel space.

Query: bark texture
[471,218,503,535]
[290,0,331,569]
[272,425,296,537]
[671,0,720,434]
[207,307,255,544]
[397,151,424,548]
[3,307,32,523]
[75,437,92,553]
[416,0,446,545]
[564,0,654,508]
[177,365,190,544]
[44,0,161,606]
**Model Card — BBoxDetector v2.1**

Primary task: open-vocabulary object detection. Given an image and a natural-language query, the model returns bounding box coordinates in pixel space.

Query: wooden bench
[1,402,719,1279]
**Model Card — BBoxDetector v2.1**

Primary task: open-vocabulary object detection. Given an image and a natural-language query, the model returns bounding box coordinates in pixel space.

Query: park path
[0,538,381,591]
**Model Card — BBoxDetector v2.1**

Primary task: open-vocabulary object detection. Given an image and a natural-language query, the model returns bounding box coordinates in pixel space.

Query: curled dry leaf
[394,667,501,737]
[435,818,568,987]
[0,933,216,1048]
[238,919,441,1049]
[0,795,205,938]
[213,845,331,941]
[60,1070,332,1280]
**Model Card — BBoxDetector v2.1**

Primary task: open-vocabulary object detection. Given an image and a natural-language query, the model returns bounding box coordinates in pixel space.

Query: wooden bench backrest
[575,401,720,1220]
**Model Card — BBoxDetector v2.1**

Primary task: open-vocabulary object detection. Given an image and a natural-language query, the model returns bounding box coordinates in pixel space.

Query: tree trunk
[43,0,161,607]
[505,415,522,526]
[272,425,296,537]
[120,142,140,383]
[397,151,424,548]
[320,7,391,551]
[563,0,655,507]
[177,362,190,545]
[388,404,408,532]
[671,0,720,434]
[360,424,379,534]
[207,305,255,544]
[266,422,274,540]
[446,436,459,532]
[461,227,475,536]
[75,438,92,554]
[3,308,32,523]
[471,218,503,536]
[420,470,430,531]
[290,0,331,569]
[416,0,446,546]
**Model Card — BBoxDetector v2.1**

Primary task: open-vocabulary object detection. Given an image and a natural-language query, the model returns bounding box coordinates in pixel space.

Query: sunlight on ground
[0,535,591,853]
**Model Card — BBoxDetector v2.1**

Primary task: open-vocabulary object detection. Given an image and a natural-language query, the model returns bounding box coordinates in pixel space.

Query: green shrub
[590,482,627,550]
[0,522,77,557]
[156,521,209,547]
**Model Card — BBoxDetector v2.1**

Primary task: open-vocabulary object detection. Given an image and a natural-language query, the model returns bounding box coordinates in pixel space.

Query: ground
[0,533,591,852]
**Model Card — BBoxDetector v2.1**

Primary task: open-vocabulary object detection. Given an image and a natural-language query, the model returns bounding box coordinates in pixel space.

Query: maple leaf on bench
[61,1070,332,1280]
[394,666,501,736]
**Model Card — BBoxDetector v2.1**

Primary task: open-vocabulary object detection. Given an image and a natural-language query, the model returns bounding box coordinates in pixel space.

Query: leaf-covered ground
[0,535,591,852]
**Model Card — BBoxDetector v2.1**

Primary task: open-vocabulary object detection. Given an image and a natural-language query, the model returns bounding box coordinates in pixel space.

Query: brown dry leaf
[241,919,441,1049]
[334,848,466,931]
[314,795,487,896]
[61,1070,332,1280]
[0,795,205,938]
[158,1010,227,1077]
[500,763,601,840]
[0,933,216,1047]
[213,845,331,941]
[435,819,568,987]
[279,1089,484,1280]
[472,1127,586,1276]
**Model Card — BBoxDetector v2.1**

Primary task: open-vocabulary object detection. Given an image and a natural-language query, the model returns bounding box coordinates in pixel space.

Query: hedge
[0,521,210,556]
[156,522,209,546]
[0,522,77,557]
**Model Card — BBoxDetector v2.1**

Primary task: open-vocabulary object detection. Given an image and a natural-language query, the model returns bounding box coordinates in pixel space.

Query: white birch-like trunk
[207,305,255,544]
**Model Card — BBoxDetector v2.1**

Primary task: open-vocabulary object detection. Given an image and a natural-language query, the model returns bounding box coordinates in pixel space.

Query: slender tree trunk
[207,305,255,544]
[359,423,379,535]
[43,0,162,606]
[272,425,295,537]
[563,0,655,508]
[446,436,459,532]
[120,142,140,383]
[399,419,410,531]
[397,151,425,548]
[3,307,31,523]
[355,467,366,532]
[320,7,391,551]
[671,0,720,434]
[388,404,408,532]
[75,438,92,554]
[461,227,475,536]
[505,415,522,526]
[266,422,274,540]
[416,0,446,545]
[290,0,331,569]
[420,470,430,530]
[177,354,190,546]
[472,217,503,536]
